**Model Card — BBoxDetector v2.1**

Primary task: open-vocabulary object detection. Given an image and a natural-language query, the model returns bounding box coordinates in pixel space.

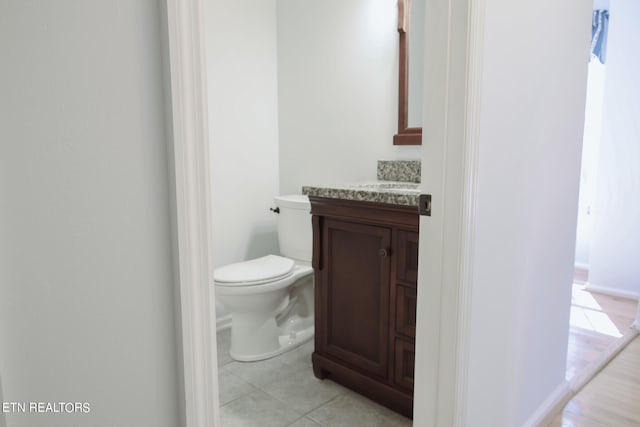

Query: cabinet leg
[311,352,328,379]
[313,364,327,379]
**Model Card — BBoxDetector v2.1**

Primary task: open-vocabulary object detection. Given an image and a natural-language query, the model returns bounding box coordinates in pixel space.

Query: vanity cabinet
[309,197,419,418]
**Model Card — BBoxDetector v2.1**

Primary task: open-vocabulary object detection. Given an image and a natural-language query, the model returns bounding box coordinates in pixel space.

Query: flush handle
[270,207,280,214]
[378,248,390,257]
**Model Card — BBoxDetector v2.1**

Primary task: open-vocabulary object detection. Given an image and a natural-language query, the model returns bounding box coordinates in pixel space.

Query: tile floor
[216,329,413,427]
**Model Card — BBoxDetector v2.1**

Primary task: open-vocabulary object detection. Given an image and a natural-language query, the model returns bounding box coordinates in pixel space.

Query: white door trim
[454,0,486,424]
[165,1,220,426]
[413,0,484,424]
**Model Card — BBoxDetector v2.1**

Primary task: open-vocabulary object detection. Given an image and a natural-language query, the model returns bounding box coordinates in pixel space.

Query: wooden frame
[394,0,422,146]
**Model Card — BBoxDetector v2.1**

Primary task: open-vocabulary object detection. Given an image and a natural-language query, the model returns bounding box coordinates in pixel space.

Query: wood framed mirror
[393,0,423,146]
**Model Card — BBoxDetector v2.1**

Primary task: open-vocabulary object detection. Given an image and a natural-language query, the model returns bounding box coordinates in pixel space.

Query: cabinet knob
[378,248,390,257]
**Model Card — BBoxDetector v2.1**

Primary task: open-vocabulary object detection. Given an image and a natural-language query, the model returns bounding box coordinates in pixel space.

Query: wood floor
[551,274,639,427]
[565,283,637,381]
[550,335,640,426]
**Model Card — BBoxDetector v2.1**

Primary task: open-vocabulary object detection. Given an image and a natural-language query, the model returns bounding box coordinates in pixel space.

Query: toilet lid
[214,255,295,285]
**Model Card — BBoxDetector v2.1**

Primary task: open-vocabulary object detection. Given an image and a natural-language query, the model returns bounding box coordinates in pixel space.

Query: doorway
[568,1,640,381]
[166,0,637,425]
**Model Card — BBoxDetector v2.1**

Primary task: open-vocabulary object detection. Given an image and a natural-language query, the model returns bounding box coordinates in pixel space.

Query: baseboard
[522,380,571,427]
[523,380,573,427]
[584,282,640,301]
[215,314,232,331]
[573,262,590,271]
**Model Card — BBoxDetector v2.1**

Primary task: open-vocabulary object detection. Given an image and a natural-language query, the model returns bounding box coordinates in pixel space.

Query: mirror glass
[407,0,425,128]
[393,0,424,145]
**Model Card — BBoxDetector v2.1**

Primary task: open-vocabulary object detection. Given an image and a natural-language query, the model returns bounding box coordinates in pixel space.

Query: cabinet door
[319,219,391,379]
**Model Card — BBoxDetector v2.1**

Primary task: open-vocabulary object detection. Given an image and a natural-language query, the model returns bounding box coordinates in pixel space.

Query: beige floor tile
[307,390,412,427]
[285,417,324,427]
[218,369,256,406]
[262,368,346,414]
[220,389,304,427]
[224,353,303,388]
[276,339,314,370]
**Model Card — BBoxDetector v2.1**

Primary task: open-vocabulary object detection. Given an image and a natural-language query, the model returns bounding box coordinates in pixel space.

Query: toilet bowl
[214,195,314,362]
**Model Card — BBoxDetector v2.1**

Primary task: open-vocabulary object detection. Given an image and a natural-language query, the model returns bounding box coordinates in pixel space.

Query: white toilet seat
[215,254,295,286]
[214,255,313,297]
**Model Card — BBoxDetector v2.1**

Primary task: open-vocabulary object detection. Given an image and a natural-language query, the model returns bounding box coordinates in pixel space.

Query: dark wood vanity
[309,196,419,418]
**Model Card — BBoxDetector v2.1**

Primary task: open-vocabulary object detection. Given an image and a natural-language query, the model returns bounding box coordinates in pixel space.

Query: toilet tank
[274,195,312,263]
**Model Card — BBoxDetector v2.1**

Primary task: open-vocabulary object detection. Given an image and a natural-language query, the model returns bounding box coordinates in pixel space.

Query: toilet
[214,195,315,362]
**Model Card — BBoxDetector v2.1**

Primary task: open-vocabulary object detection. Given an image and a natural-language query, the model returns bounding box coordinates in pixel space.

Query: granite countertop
[302,181,420,206]
[301,160,422,207]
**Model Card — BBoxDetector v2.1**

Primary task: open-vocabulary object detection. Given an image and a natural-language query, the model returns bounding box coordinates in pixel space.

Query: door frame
[164,0,481,425]
[165,1,220,426]
[412,0,484,425]
[166,1,640,426]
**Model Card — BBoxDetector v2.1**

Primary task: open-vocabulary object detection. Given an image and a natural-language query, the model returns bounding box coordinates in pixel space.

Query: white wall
[206,0,281,267]
[463,0,591,424]
[277,0,420,195]
[587,0,640,300]
[205,0,281,320]
[0,2,180,427]
[574,59,606,268]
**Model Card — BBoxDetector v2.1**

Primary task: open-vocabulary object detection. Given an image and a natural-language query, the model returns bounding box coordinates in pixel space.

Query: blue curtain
[591,10,609,64]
